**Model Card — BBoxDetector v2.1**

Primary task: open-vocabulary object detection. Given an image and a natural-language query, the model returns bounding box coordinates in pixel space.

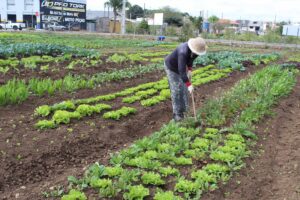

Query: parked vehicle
[0,21,26,30]
[69,22,81,31]
[46,22,66,31]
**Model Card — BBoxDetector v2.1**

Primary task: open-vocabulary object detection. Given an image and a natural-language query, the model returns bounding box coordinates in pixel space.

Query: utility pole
[61,0,64,25]
[121,0,126,34]
[31,8,34,28]
[144,3,146,19]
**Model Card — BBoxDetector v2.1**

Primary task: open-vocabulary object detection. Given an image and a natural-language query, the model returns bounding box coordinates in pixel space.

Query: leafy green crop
[76,104,111,116]
[122,88,158,103]
[104,166,124,177]
[175,178,199,194]
[203,164,231,183]
[154,191,183,200]
[194,51,279,71]
[103,107,137,120]
[61,189,87,200]
[34,105,51,117]
[123,185,149,200]
[124,157,162,170]
[141,172,165,185]
[172,156,193,166]
[52,110,81,124]
[141,89,170,107]
[0,43,98,59]
[35,120,56,129]
[191,138,210,150]
[90,177,112,189]
[35,103,111,129]
[0,64,163,106]
[52,101,76,111]
[126,54,147,62]
[107,54,128,64]
[60,65,297,199]
[159,166,180,177]
[191,170,217,190]
[210,151,235,163]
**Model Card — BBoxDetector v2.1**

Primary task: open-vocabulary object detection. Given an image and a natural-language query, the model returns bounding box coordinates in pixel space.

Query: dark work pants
[164,64,189,118]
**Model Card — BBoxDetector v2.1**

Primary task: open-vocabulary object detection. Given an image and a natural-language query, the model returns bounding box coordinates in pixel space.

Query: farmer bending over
[164,37,207,121]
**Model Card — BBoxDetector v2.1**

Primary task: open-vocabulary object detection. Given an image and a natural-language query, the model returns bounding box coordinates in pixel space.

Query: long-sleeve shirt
[164,42,198,86]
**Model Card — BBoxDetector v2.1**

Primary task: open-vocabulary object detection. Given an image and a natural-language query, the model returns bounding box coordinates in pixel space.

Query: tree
[189,16,203,32]
[208,15,219,24]
[104,0,130,33]
[276,21,288,35]
[137,19,149,34]
[161,6,183,27]
[208,15,219,33]
[147,6,184,27]
[127,4,144,19]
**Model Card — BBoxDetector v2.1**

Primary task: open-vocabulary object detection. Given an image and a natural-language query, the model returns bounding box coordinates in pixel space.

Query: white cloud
[87,0,300,22]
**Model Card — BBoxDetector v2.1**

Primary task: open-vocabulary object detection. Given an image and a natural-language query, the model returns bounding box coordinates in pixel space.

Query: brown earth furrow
[0,65,260,200]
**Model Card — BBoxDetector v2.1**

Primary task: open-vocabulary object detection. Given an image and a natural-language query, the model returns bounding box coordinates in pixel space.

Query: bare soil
[0,58,150,84]
[0,64,260,200]
[201,76,300,200]
[3,62,299,200]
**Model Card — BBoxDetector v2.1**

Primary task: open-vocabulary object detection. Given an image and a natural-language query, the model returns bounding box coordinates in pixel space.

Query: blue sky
[87,0,300,22]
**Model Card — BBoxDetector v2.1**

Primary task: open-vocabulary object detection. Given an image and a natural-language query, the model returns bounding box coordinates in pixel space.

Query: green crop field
[0,32,299,200]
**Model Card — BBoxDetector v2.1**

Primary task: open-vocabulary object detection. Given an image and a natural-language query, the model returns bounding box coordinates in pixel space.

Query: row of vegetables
[194,51,280,71]
[0,50,280,107]
[34,65,232,129]
[0,51,170,75]
[55,65,298,200]
[0,64,163,106]
[0,43,100,59]
[0,49,279,78]
[0,32,171,50]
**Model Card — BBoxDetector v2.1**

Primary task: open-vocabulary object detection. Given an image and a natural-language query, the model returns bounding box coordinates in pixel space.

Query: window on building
[25,0,34,11]
[7,0,15,10]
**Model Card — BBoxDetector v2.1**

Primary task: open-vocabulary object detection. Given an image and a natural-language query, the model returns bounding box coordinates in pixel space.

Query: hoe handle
[191,91,197,121]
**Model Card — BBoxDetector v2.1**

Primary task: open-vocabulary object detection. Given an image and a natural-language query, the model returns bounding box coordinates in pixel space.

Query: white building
[0,0,40,27]
[0,0,87,29]
[282,24,300,36]
[238,20,269,35]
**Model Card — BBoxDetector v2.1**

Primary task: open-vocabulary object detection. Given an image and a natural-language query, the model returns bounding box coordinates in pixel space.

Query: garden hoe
[189,73,197,122]
[191,90,197,122]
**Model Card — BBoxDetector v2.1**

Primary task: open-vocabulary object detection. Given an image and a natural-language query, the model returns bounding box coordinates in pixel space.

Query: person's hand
[187,70,192,81]
[188,85,194,94]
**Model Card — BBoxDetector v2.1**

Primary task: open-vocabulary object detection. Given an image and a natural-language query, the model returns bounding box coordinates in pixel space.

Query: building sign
[283,25,300,37]
[154,13,164,26]
[39,0,86,29]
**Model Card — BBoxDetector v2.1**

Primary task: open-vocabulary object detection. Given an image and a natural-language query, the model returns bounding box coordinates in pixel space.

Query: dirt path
[202,76,300,200]
[0,65,260,200]
[206,39,300,50]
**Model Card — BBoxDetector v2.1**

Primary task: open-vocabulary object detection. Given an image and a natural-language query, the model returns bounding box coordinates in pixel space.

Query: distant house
[237,20,269,35]
[217,19,239,33]
[218,19,239,26]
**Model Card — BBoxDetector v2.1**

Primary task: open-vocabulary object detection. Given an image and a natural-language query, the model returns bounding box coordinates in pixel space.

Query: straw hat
[188,37,207,56]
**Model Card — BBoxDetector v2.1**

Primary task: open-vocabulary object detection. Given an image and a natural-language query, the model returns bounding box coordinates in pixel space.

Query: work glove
[187,70,192,81]
[188,85,194,94]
